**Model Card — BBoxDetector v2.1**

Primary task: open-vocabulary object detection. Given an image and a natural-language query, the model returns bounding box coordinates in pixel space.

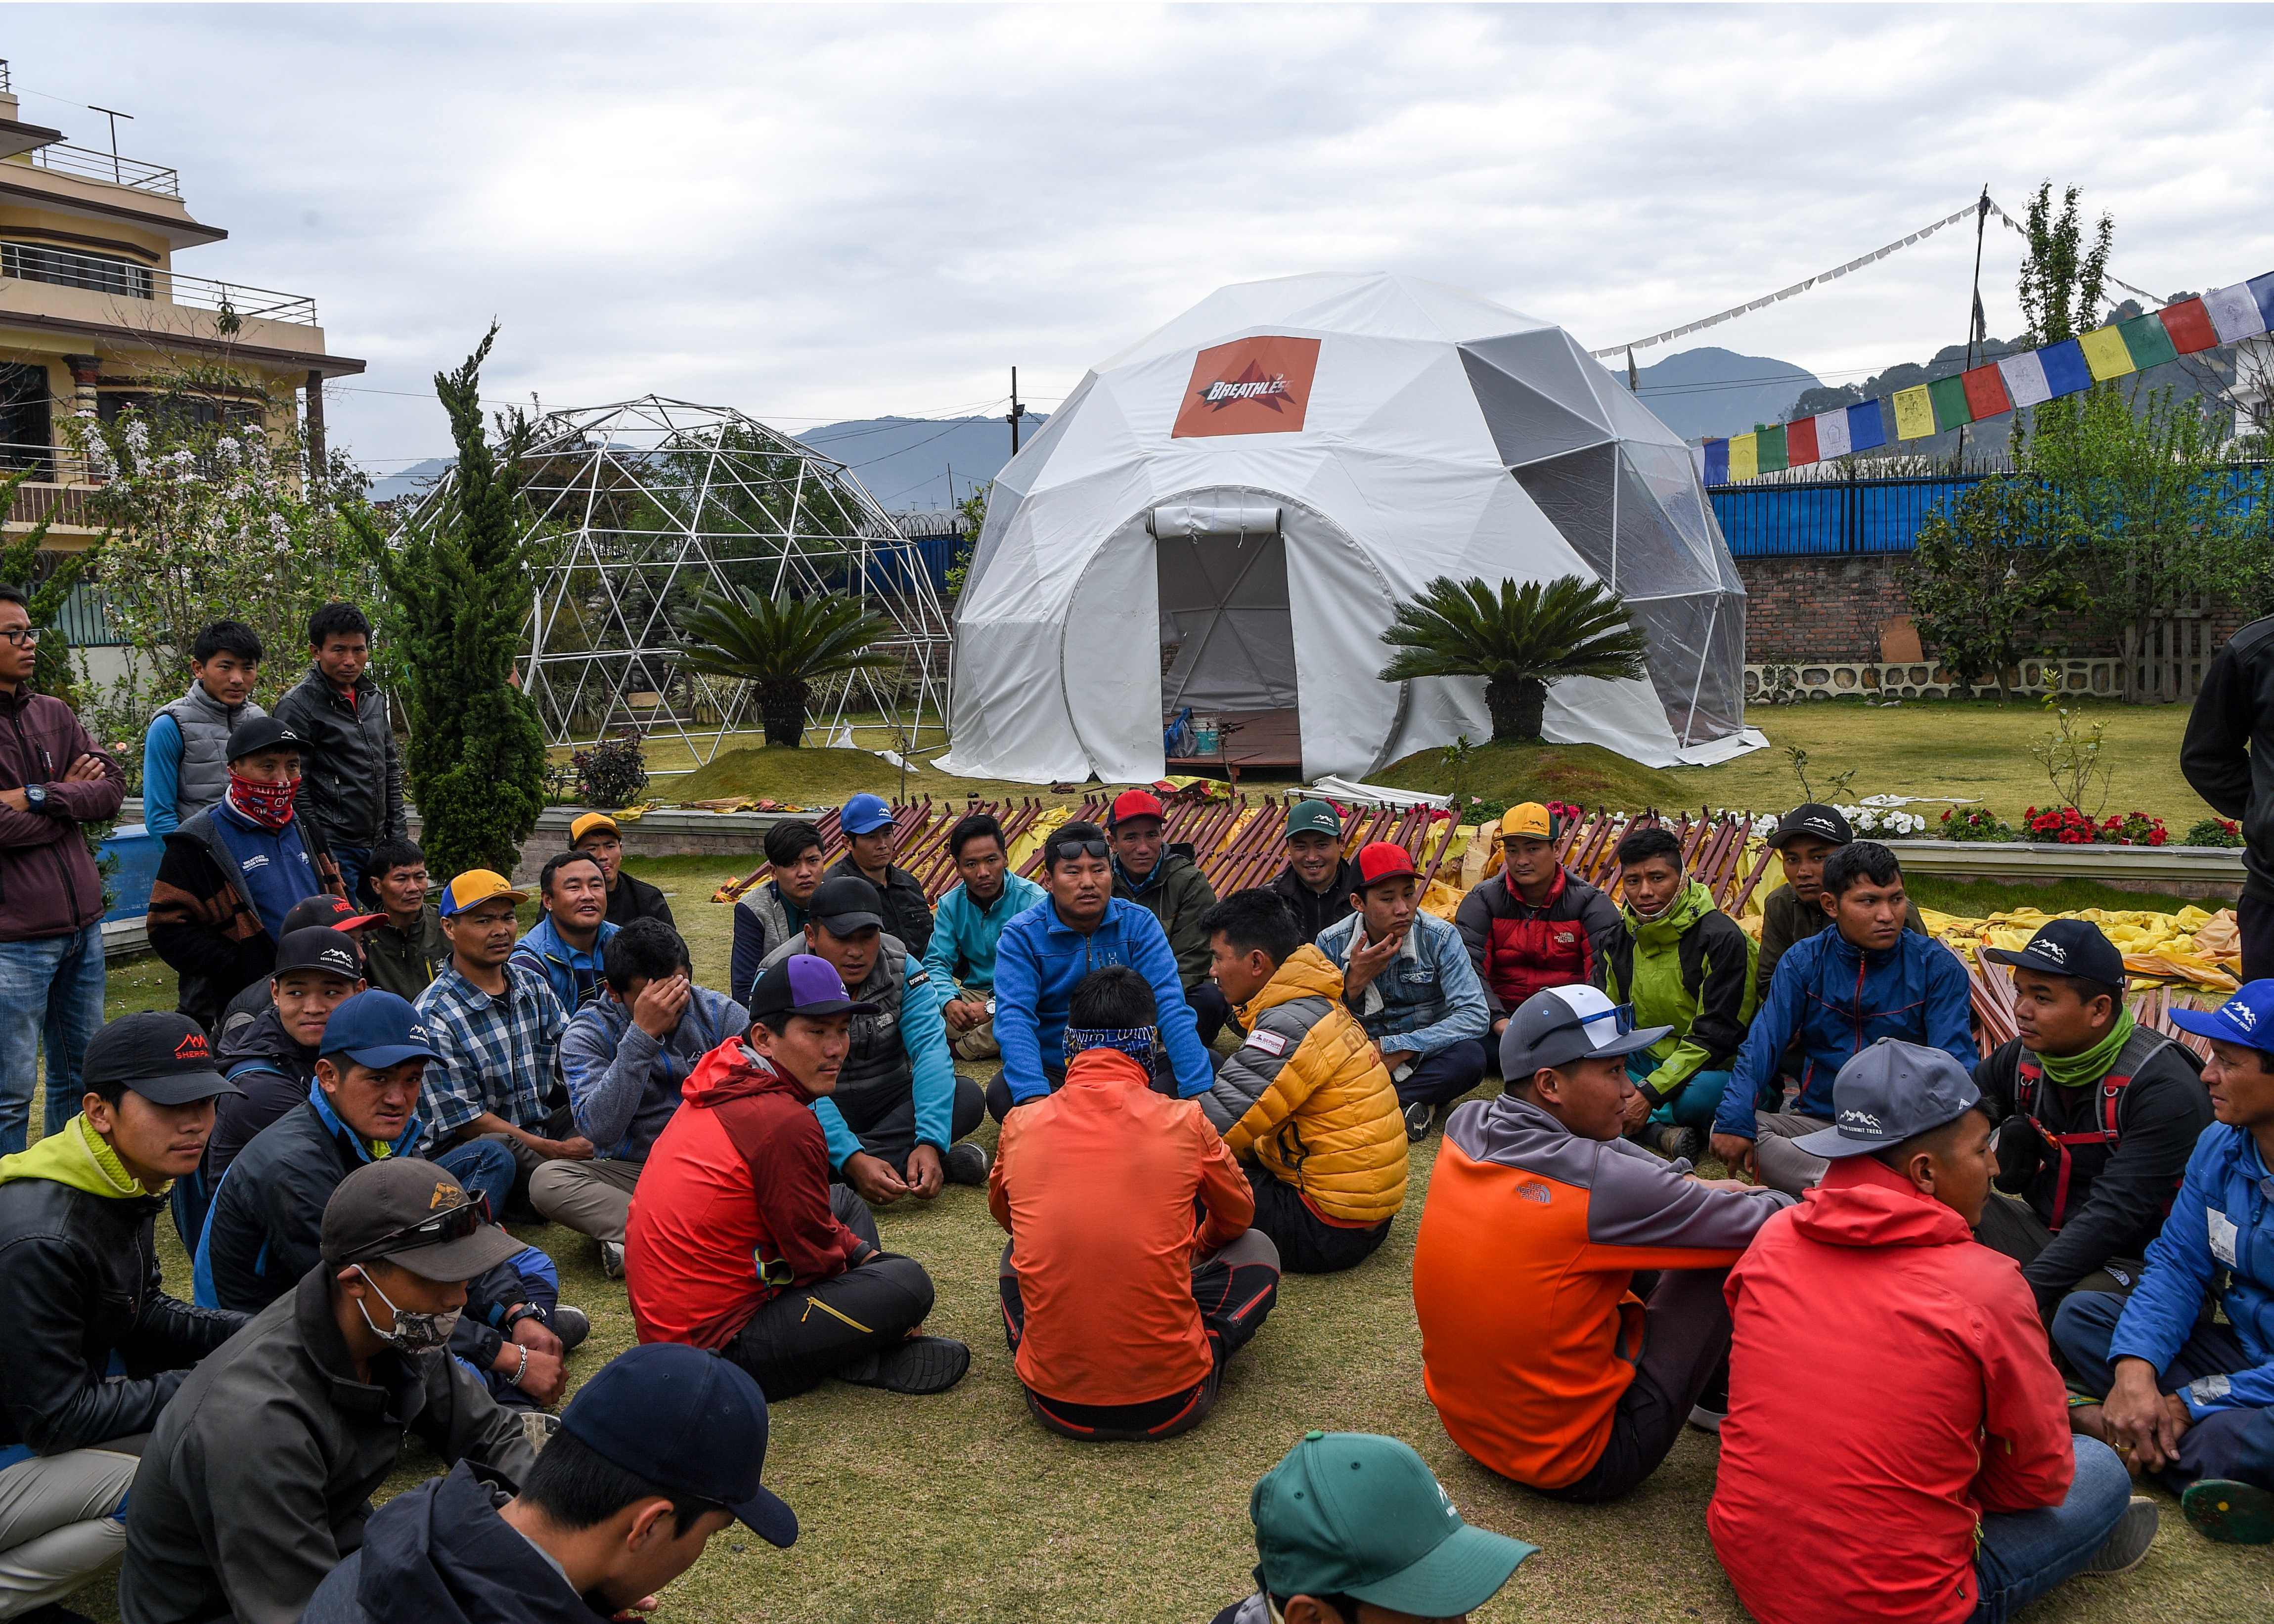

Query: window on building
[0,362,52,476]
[0,241,154,300]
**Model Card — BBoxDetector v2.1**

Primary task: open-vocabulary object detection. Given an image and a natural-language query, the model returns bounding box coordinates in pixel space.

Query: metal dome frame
[398,396,952,767]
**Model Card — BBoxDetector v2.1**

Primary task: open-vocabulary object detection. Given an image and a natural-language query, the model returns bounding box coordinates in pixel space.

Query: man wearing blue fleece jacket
[761,875,989,1202]
[1711,841,1972,1193]
[990,821,1212,1120]
[532,919,747,1277]
[2055,980,2274,1543]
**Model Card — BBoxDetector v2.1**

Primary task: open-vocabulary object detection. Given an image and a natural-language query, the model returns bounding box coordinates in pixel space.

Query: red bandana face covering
[228,772,299,830]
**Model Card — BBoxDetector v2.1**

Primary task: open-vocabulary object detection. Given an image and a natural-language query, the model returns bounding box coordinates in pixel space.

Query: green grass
[1377,741,1691,813]
[660,745,1073,810]
[71,851,2263,1622]
[1902,874,2201,919]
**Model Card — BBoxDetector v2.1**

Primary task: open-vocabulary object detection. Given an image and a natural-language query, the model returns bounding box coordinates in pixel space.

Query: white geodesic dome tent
[939,273,1764,784]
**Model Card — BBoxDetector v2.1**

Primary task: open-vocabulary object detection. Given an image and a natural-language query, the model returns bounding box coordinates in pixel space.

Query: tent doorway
[1155,504,1300,779]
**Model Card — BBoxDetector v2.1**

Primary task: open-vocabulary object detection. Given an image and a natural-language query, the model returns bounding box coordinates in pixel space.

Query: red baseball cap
[283,894,384,933]
[1353,841,1419,888]
[1109,789,1165,828]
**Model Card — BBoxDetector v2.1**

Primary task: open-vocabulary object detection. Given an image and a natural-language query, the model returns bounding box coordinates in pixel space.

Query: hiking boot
[2082,1496,2160,1574]
[838,1335,972,1395]
[944,1142,991,1186]
[2182,1479,2274,1545]
[1403,1101,1435,1142]
[546,1305,590,1352]
[599,1240,625,1279]
[520,1410,563,1451]
[1650,1124,1701,1164]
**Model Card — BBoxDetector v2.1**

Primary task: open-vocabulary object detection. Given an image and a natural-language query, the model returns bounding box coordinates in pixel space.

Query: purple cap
[748,953,879,1023]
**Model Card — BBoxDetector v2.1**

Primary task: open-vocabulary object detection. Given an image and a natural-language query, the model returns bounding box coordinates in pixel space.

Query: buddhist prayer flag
[1961,363,2011,420]
[1815,405,1852,459]
[1891,385,1936,440]
[2254,272,2274,330]
[1756,423,1788,473]
[1927,374,1973,433]
[1846,397,1888,452]
[2204,282,2267,344]
[1727,433,1758,481]
[1784,414,1820,466]
[2160,297,2220,354]
[1997,350,2051,408]
[2117,312,2178,373]
[2037,338,2093,397]
[1702,438,1729,484]
[2079,324,2136,381]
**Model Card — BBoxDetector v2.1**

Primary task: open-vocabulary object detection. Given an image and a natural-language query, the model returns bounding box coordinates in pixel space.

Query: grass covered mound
[665,746,908,804]
[1376,740,1690,813]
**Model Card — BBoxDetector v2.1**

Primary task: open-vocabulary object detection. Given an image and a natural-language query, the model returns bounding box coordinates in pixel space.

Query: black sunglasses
[340,1190,492,1264]
[1052,839,1110,861]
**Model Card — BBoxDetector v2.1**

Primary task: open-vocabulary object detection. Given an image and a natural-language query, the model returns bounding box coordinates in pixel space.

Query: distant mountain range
[1621,346,1824,442]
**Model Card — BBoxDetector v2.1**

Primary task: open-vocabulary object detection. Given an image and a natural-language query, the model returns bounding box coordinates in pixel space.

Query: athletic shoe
[520,1410,562,1451]
[1650,1124,1701,1164]
[599,1240,624,1278]
[2081,1496,2160,1574]
[2182,1479,2274,1544]
[837,1335,972,1395]
[547,1305,589,1352]
[944,1142,991,1185]
[1403,1101,1434,1142]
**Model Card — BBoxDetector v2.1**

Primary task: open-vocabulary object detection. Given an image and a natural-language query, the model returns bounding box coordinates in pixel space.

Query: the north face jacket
[0,680,124,944]
[1710,1156,2075,1624]
[1717,925,1974,1139]
[1601,880,1758,1105]
[272,665,407,852]
[758,930,957,1166]
[1412,1091,1790,1489]
[301,1461,586,1624]
[1115,846,1218,988]
[1314,907,1491,1059]
[1200,945,1407,1227]
[1453,867,1620,1017]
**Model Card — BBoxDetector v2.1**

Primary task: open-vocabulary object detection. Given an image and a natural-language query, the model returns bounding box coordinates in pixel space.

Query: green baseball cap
[1286,799,1343,840]
[1251,1432,1536,1614]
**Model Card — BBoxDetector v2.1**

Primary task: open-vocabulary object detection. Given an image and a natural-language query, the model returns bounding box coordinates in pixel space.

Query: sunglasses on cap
[337,1191,492,1265]
[1052,839,1109,860]
[1539,1001,1638,1039]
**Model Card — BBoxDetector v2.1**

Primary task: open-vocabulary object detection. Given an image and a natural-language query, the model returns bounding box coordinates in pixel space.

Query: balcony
[1,241,315,324]
[25,142,180,199]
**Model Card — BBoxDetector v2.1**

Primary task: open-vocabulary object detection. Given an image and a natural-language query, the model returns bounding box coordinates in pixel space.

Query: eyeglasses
[0,627,40,647]
[1051,839,1109,861]
[1578,1002,1638,1038]
[338,1191,491,1264]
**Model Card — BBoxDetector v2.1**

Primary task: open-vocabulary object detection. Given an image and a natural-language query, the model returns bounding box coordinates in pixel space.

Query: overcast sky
[9,4,2271,469]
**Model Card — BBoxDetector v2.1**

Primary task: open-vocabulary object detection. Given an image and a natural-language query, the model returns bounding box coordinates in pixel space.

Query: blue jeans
[331,845,370,909]
[1631,1057,1730,1134]
[0,922,106,1156]
[433,1138,518,1223]
[1970,1436,2131,1622]
[2052,1289,2274,1491]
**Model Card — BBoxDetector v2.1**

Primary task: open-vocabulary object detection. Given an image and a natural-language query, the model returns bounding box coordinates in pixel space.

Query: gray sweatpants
[0,1440,142,1618]
[1751,1111,1832,1195]
[528,1156,643,1245]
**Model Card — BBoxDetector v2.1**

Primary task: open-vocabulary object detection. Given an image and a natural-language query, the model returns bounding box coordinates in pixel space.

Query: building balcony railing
[0,241,317,325]
[22,141,181,199]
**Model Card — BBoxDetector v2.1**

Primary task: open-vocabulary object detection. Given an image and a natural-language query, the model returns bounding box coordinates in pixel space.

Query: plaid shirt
[414,960,569,1142]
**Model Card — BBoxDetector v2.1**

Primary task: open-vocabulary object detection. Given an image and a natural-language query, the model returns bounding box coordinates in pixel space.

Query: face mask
[353,1266,461,1353]
[228,771,300,830]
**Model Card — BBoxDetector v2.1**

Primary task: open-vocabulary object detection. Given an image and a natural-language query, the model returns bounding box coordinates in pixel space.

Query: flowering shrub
[1833,802,1926,838]
[572,735,649,809]
[2023,805,2101,844]
[2184,817,2245,848]
[1940,807,2015,842]
[2100,812,2168,847]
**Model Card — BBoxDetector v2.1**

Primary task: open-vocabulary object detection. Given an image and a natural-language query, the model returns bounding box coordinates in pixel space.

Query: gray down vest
[758,930,919,1118]
[156,683,267,822]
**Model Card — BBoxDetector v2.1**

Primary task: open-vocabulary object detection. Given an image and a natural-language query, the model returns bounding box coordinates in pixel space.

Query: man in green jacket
[1108,790,1229,1043]
[357,839,450,1003]
[1602,826,1757,1162]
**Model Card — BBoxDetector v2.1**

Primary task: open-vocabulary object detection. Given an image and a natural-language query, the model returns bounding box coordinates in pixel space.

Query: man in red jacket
[1453,803,1618,1053]
[625,954,969,1400]
[1710,1039,2158,1624]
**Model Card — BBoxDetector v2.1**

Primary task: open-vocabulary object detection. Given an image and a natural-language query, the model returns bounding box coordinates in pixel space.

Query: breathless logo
[1171,336,1321,439]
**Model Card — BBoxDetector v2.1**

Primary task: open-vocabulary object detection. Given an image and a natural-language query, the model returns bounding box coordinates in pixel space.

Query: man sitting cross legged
[1109,788,1231,1045]
[1712,1040,2158,1624]
[1315,840,1490,1142]
[991,820,1214,1118]
[1754,802,1924,994]
[1455,802,1620,1055]
[532,919,747,1279]
[992,967,1280,1443]
[830,793,934,957]
[195,990,582,1412]
[626,955,970,1401]
[1413,984,1790,1500]
[2054,981,2274,1546]
[1713,840,1974,1195]
[512,850,619,1016]
[0,1013,245,1623]
[730,819,827,1007]
[120,1159,539,1624]
[1601,825,1757,1165]
[1199,888,1408,1274]
[1973,919,2210,1321]
[924,811,1044,1062]
[760,875,989,1204]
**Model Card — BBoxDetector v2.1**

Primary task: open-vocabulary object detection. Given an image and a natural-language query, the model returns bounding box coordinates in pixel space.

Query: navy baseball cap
[319,989,445,1069]
[82,1012,243,1106]
[748,954,878,1024]
[562,1344,798,1547]
[1794,1038,1982,1158]
[1980,918,2126,988]
[2168,981,2274,1052]
[840,793,894,836]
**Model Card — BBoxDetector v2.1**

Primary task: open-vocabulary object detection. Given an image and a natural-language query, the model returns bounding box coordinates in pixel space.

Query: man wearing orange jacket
[1412,983,1789,1499]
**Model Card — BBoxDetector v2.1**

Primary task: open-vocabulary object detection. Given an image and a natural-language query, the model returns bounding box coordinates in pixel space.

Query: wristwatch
[22,784,52,817]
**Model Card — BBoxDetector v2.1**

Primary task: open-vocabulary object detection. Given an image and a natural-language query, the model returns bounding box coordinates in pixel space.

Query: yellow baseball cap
[1498,802,1556,841]
[439,869,529,917]
[569,812,621,845]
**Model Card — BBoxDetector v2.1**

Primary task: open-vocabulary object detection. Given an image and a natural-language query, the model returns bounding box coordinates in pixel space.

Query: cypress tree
[349,327,547,879]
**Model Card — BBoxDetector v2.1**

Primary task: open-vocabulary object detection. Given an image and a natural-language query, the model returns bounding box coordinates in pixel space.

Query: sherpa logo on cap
[174,1033,210,1062]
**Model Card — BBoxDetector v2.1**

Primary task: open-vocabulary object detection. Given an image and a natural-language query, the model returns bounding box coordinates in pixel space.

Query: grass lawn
[73,853,2265,1623]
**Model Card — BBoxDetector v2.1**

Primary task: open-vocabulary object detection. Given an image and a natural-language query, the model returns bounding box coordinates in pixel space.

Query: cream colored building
[0,58,363,557]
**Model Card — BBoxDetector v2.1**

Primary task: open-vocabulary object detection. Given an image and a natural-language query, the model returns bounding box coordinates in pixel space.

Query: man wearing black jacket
[571,812,675,929]
[273,602,407,909]
[1971,920,2211,1320]
[2183,613,2274,978]
[1269,798,1359,941]
[0,1012,245,1618]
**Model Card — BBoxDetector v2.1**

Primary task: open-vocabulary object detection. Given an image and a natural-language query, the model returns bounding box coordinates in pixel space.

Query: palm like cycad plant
[1378,574,1649,745]
[678,588,895,748]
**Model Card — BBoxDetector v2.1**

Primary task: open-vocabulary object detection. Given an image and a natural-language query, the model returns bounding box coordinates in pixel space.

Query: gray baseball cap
[1793,1038,1982,1159]
[1498,984,1671,1079]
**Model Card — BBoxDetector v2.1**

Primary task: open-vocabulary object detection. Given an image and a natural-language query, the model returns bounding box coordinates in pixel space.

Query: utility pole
[1007,368,1028,455]
[88,105,133,183]
[1958,184,1990,458]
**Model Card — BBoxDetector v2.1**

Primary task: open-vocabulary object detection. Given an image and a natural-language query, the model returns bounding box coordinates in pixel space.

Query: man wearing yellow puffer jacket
[1197,889,1407,1273]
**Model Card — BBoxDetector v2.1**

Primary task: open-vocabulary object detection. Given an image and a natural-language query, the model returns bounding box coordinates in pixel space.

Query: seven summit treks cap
[1250,1431,1535,1615]
[1498,984,1671,1080]
[1792,1038,1982,1159]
